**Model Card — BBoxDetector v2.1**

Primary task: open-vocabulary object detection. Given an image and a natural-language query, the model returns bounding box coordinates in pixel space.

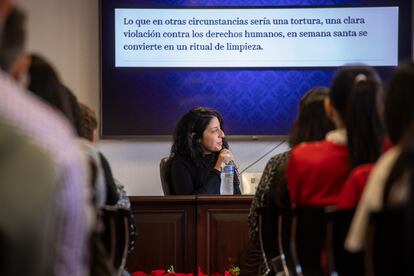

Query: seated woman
[245,87,334,274]
[287,66,384,207]
[169,107,241,195]
[346,62,414,253]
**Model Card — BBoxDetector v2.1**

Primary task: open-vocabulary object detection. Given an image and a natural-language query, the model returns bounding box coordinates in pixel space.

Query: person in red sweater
[346,62,414,253]
[336,164,375,209]
[287,66,385,207]
[336,139,393,210]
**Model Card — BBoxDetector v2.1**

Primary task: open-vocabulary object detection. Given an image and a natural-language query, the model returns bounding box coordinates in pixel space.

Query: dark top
[248,151,291,242]
[240,151,292,275]
[171,153,241,195]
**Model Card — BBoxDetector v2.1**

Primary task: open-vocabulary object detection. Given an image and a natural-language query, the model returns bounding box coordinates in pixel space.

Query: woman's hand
[214,149,234,171]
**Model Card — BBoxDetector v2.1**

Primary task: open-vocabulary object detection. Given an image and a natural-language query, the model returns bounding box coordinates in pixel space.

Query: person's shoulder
[0,121,51,166]
[377,146,401,167]
[0,71,76,146]
[171,154,193,168]
[270,150,291,160]
[346,163,375,191]
[367,146,401,186]
[290,140,348,169]
[172,153,186,163]
[78,138,98,154]
[350,164,375,179]
[268,150,291,165]
[292,140,333,155]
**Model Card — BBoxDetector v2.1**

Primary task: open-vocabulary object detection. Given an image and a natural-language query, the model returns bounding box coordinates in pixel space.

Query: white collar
[325,129,347,145]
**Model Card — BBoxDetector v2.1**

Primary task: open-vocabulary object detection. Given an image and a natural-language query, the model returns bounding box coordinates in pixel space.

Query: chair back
[101,206,130,275]
[367,207,406,276]
[330,209,364,275]
[291,207,329,276]
[160,157,175,195]
[258,213,272,275]
[258,209,291,275]
[277,210,295,275]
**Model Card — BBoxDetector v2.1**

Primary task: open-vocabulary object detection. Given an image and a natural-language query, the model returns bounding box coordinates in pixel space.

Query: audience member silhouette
[244,87,333,275]
[288,66,384,207]
[0,3,91,276]
[347,62,414,253]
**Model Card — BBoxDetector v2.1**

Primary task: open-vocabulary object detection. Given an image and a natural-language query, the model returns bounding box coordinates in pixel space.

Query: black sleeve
[99,152,120,205]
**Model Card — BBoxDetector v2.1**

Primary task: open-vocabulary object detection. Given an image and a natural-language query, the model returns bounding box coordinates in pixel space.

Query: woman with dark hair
[343,122,414,274]
[336,73,386,209]
[284,66,384,275]
[346,62,414,253]
[169,107,241,195]
[248,87,334,240]
[27,54,108,206]
[245,87,334,274]
[288,87,335,148]
[287,66,384,207]
[27,54,76,127]
[27,53,132,274]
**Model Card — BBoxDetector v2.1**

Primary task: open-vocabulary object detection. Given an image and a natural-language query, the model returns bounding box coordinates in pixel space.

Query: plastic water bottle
[221,163,234,195]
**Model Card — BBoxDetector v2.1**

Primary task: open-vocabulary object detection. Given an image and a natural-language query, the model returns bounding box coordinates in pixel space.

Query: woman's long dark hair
[331,66,384,169]
[28,54,76,127]
[384,62,414,144]
[288,87,335,147]
[381,122,414,274]
[383,124,414,205]
[382,62,414,206]
[170,107,228,166]
[346,79,384,168]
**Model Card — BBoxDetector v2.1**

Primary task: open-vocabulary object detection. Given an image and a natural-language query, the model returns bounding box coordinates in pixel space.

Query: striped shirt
[0,71,91,276]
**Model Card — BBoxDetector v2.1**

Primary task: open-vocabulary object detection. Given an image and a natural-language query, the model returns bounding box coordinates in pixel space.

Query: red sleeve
[382,137,394,153]
[336,164,374,209]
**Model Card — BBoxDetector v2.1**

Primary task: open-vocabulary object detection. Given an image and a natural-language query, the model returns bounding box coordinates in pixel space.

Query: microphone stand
[239,140,287,174]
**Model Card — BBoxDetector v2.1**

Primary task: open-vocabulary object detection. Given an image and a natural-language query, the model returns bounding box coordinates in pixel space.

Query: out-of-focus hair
[28,54,76,127]
[331,66,384,169]
[0,7,26,71]
[346,78,384,168]
[384,62,414,144]
[289,87,334,147]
